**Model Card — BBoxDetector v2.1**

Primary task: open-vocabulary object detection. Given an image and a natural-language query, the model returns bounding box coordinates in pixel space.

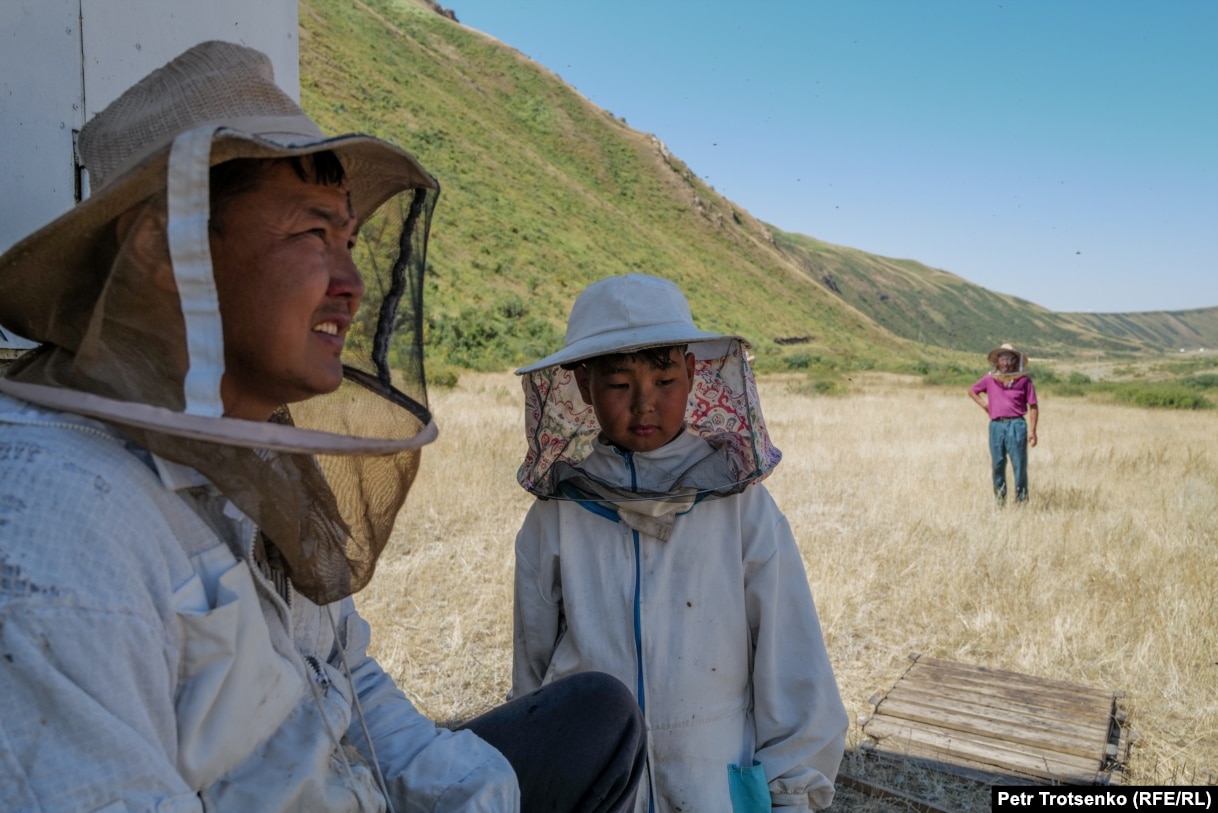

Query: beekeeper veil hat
[0,40,439,604]
[515,274,782,503]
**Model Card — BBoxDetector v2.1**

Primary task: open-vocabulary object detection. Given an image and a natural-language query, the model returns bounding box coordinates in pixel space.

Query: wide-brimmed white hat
[516,274,741,374]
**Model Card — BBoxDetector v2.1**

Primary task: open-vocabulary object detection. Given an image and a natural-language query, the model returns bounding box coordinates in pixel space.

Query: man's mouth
[313,321,341,336]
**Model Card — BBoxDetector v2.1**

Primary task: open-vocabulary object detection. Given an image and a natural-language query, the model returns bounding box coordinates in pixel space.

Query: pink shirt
[971,374,1037,420]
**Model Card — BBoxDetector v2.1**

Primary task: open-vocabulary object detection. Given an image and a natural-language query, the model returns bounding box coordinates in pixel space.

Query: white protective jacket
[513,431,847,812]
[0,394,518,812]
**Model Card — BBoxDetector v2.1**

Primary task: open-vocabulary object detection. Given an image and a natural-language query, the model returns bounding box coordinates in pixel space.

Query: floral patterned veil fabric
[518,338,782,502]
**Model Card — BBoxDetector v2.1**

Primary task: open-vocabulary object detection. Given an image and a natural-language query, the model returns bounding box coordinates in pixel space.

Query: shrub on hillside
[919,362,975,387]
[1182,373,1218,390]
[1113,385,1212,410]
[783,353,812,370]
[427,296,562,371]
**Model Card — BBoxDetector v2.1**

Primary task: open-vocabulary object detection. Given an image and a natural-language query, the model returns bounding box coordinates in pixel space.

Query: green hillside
[299,0,1217,378]
[299,0,944,375]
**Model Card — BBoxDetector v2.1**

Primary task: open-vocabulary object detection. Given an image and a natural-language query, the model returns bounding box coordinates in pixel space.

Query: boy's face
[575,347,696,453]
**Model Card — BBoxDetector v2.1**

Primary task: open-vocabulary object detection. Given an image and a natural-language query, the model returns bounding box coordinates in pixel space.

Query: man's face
[209,160,362,421]
[996,352,1019,373]
[574,347,696,453]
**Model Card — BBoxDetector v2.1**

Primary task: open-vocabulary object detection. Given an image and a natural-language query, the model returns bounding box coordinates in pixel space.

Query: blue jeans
[989,417,1028,502]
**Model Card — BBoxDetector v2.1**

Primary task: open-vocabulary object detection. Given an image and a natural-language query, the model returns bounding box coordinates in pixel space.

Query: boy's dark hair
[565,344,689,373]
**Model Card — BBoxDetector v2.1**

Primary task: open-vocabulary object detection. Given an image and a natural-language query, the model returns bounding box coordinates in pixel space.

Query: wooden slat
[897,663,1116,713]
[885,679,1115,732]
[865,716,1102,783]
[913,656,1116,700]
[896,667,1112,710]
[891,672,1116,733]
[886,682,1113,735]
[875,695,1109,760]
[865,737,1100,786]
[885,677,1114,731]
[865,714,1104,777]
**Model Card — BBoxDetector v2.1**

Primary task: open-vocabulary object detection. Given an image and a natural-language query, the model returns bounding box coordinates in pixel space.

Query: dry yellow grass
[358,371,1218,801]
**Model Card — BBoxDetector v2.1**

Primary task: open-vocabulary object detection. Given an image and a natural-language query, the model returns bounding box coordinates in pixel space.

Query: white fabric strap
[167,127,226,417]
[0,379,439,454]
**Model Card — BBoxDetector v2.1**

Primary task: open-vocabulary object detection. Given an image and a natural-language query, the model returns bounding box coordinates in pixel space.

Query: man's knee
[547,672,643,737]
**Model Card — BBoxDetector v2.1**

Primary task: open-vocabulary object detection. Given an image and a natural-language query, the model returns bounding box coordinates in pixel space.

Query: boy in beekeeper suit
[512,274,848,812]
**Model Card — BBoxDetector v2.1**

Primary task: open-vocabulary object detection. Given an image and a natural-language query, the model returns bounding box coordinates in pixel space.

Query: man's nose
[328,249,365,306]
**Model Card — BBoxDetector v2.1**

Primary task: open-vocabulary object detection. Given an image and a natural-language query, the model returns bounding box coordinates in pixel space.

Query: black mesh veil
[287,186,438,601]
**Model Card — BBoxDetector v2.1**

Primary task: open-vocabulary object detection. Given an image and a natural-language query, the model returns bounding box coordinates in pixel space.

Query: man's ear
[114,204,174,292]
[683,352,696,391]
[573,364,594,406]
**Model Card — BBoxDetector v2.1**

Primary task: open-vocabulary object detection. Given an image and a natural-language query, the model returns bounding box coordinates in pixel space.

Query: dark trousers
[459,671,647,812]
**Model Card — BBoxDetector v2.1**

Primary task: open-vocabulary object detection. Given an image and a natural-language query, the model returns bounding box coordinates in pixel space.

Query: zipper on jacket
[303,653,331,696]
[611,446,638,492]
[632,528,645,713]
[611,447,646,710]
[634,523,658,813]
[256,532,293,611]
[612,447,656,812]
[243,523,297,642]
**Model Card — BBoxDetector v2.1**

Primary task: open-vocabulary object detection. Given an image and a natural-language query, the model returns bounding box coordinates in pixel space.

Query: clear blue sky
[449,1,1216,314]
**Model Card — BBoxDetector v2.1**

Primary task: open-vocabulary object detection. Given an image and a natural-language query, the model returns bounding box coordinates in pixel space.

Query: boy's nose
[631,385,655,413]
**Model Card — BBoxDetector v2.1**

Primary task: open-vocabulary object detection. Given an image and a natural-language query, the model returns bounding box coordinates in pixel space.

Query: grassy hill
[299,0,952,376]
[298,0,1218,379]
[773,230,1218,358]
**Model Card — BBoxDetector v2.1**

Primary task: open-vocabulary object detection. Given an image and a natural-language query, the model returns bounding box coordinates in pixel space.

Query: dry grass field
[357,371,1218,808]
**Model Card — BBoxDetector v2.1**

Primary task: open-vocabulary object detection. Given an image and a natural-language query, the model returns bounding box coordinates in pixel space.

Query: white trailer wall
[0,0,299,258]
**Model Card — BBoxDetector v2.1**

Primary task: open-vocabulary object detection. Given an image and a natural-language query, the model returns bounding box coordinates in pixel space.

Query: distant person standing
[969,343,1039,504]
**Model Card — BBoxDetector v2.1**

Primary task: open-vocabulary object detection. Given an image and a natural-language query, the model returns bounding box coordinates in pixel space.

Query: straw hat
[987,342,1027,369]
[516,274,740,373]
[0,39,437,347]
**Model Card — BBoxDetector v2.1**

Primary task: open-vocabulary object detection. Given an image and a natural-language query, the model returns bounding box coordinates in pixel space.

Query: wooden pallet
[859,654,1130,785]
